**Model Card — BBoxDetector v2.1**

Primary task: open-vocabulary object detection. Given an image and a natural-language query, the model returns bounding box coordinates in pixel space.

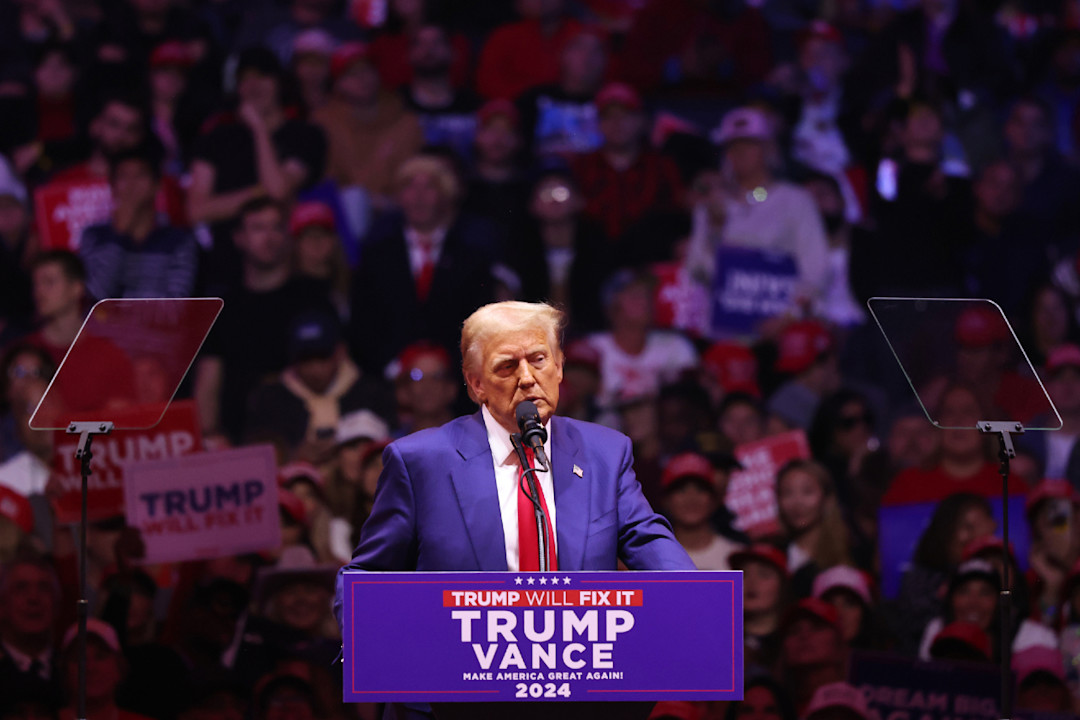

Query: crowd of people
[2,0,1080,718]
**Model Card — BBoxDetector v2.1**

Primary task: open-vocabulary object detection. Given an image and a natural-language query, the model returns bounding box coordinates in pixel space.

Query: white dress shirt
[403,226,448,279]
[481,405,558,571]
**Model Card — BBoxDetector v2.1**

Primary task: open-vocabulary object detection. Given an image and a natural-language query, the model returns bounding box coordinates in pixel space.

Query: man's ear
[464,371,485,406]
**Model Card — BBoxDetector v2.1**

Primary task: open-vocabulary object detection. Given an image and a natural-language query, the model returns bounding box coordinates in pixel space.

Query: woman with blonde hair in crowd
[775,458,852,598]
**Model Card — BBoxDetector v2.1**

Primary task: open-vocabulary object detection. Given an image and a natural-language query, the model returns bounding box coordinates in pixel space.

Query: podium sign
[342,570,742,703]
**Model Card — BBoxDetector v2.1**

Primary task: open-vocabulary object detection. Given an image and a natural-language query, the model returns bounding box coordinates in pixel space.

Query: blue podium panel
[342,570,743,703]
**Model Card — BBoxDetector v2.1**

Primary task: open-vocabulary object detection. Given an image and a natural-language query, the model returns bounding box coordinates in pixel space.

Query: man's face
[111,159,158,209]
[782,617,843,667]
[560,33,606,91]
[92,102,144,155]
[32,262,83,320]
[466,325,563,433]
[0,564,56,638]
[973,162,1019,218]
[725,139,768,180]
[0,196,28,243]
[236,207,289,269]
[293,347,342,394]
[1004,103,1050,155]
[237,69,280,114]
[399,171,451,231]
[402,354,456,416]
[474,117,520,166]
[599,106,644,150]
[1050,366,1080,414]
[335,61,379,105]
[409,27,452,77]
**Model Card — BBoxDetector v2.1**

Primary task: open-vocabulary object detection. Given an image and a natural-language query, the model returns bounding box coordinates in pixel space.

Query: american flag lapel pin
[573,464,583,477]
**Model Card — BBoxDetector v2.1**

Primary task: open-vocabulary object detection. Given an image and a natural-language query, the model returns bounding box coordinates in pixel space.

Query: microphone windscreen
[515,400,540,429]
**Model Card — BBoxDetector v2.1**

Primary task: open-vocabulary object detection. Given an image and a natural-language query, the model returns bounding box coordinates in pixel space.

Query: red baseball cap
[1012,645,1066,685]
[278,461,324,487]
[661,453,714,489]
[330,42,371,82]
[1047,344,1080,374]
[812,565,872,605]
[931,621,991,660]
[775,320,833,374]
[289,201,336,236]
[150,40,195,69]
[960,535,1017,564]
[62,618,120,653]
[729,544,788,575]
[701,341,760,397]
[0,486,33,534]
[782,597,840,631]
[648,701,703,720]
[278,488,309,527]
[954,306,1009,347]
[563,339,600,372]
[595,82,642,113]
[477,99,520,128]
[397,341,452,379]
[805,682,870,720]
[799,20,844,49]
[1025,478,1080,515]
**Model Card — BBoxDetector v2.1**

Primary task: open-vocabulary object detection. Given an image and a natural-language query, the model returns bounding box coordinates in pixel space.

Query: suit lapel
[449,412,508,570]
[551,417,588,571]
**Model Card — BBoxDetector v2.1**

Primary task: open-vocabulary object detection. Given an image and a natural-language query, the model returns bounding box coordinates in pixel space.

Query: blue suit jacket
[335,411,694,621]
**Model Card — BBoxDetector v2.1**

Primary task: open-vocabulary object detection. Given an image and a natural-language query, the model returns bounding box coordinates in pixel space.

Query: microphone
[515,400,550,472]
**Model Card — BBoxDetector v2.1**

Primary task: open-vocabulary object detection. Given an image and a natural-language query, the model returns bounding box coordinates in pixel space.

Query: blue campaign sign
[878,496,1029,599]
[341,570,743,703]
[849,651,1001,720]
[711,246,799,337]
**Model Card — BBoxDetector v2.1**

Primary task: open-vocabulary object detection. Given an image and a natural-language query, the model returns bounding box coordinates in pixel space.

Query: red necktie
[517,446,557,571]
[415,235,435,302]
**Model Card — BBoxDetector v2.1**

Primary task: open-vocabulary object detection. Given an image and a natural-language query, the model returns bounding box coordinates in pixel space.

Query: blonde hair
[775,459,851,569]
[395,155,460,201]
[460,302,565,400]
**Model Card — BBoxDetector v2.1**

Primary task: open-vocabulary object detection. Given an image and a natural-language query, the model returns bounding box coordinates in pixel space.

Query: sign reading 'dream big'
[51,400,202,524]
[342,571,743,703]
[123,444,280,564]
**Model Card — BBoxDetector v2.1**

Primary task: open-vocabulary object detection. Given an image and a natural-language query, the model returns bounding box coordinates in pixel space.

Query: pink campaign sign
[123,444,280,564]
[724,430,810,539]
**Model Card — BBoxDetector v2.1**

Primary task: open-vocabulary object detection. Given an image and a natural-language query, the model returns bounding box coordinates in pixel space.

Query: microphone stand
[978,420,1021,720]
[511,433,550,572]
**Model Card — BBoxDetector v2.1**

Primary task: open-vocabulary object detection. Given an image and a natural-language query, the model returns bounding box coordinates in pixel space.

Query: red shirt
[881,462,1028,506]
[476,18,584,99]
[368,31,473,90]
[573,148,685,241]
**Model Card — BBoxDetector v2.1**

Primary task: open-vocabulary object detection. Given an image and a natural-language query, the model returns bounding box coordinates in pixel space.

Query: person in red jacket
[572,82,684,242]
[475,0,583,100]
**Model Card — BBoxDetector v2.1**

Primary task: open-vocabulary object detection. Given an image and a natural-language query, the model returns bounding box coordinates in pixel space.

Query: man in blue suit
[336,300,694,719]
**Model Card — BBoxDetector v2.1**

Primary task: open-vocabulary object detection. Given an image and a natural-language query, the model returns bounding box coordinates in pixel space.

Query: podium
[340,569,742,715]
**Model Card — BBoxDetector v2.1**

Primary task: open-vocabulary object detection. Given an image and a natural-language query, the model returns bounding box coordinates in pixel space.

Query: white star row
[513,576,573,585]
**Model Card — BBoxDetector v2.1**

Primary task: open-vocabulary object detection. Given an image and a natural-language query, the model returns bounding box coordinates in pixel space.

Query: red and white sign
[651,261,710,338]
[34,178,112,251]
[724,430,810,539]
[123,444,280,564]
[51,400,202,524]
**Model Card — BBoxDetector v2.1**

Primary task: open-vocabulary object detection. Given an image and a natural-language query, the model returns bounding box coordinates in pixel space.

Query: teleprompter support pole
[978,420,1022,720]
[67,421,114,720]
